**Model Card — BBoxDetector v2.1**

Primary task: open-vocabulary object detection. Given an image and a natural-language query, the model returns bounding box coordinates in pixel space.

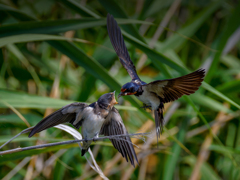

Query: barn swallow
[107,14,205,143]
[29,92,138,167]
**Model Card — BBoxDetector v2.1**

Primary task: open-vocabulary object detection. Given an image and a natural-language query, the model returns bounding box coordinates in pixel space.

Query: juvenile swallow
[107,14,205,142]
[29,92,138,167]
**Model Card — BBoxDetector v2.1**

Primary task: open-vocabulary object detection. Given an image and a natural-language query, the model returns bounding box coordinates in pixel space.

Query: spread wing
[107,14,140,81]
[29,102,88,137]
[144,69,205,103]
[100,107,139,167]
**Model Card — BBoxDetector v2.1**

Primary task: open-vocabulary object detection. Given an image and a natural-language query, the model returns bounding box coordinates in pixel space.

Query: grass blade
[205,2,240,83]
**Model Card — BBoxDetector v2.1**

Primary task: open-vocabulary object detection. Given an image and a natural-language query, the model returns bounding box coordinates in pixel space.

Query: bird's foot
[93,133,99,143]
[84,138,88,143]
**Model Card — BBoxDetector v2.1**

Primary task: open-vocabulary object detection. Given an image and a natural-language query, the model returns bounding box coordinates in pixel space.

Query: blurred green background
[0,0,240,179]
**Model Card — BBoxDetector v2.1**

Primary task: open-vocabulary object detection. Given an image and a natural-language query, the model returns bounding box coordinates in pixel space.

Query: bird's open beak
[112,91,118,104]
[118,91,125,98]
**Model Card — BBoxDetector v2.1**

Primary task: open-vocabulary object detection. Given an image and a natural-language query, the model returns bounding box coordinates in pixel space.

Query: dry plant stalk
[136,0,182,70]
[190,103,234,180]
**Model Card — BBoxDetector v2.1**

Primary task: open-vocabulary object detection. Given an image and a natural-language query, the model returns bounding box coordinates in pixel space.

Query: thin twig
[0,133,149,155]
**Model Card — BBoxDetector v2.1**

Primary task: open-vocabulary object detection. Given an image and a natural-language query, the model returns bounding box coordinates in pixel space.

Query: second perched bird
[107,14,205,143]
[29,92,138,167]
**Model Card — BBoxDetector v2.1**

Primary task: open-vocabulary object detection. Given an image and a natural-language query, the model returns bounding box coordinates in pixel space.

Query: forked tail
[154,102,164,147]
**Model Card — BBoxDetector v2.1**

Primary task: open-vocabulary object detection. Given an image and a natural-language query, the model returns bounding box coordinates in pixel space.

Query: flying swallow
[29,92,138,167]
[107,14,205,143]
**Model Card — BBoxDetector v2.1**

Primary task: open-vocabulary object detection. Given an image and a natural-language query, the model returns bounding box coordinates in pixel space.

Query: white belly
[81,107,105,139]
[136,88,160,110]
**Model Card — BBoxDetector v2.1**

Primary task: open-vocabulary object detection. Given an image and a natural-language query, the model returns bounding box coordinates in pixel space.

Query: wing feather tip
[28,131,35,138]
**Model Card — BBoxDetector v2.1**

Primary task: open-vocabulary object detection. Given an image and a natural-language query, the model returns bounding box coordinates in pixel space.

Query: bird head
[98,91,118,109]
[118,82,140,98]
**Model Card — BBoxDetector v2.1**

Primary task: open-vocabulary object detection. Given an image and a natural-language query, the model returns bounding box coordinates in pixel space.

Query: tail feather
[154,102,164,147]
[81,148,89,156]
[81,140,92,156]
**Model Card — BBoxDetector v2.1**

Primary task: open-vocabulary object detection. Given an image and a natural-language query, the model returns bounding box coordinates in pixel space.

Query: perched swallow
[29,92,138,167]
[107,14,205,142]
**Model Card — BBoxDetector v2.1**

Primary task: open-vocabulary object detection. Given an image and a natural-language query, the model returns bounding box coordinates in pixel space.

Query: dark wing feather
[100,107,139,167]
[29,102,88,137]
[107,14,140,81]
[144,69,205,103]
